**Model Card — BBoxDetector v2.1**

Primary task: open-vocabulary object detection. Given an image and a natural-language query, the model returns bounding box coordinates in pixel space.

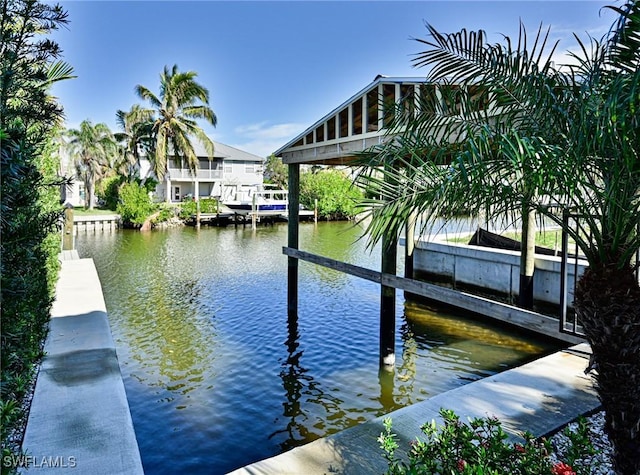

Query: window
[400,84,415,123]
[315,123,325,142]
[224,164,232,174]
[327,116,336,140]
[293,138,303,147]
[366,89,379,132]
[173,186,181,201]
[245,163,255,173]
[352,98,363,135]
[382,84,396,128]
[305,131,314,145]
[338,108,349,138]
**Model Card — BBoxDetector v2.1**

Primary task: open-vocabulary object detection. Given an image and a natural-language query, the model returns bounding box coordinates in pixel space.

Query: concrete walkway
[20,256,143,474]
[229,344,598,475]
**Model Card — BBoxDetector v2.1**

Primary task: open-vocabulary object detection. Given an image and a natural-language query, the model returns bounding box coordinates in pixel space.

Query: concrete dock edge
[19,257,143,474]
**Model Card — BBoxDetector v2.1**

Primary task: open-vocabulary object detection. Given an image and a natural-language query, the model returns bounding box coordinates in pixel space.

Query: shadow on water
[75,222,559,474]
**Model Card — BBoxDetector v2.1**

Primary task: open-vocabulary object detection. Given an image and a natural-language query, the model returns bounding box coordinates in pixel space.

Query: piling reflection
[268,313,323,451]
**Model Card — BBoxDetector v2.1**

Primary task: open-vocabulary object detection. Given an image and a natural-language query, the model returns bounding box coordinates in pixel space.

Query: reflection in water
[269,313,319,451]
[76,223,559,474]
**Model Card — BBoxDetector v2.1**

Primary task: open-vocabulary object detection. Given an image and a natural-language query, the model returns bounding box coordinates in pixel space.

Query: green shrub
[199,198,218,214]
[178,198,197,219]
[97,175,124,211]
[300,169,363,220]
[153,206,176,223]
[379,409,597,475]
[116,182,156,226]
[177,198,218,219]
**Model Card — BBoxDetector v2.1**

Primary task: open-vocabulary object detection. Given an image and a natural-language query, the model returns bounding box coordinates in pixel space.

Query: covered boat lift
[275,75,583,372]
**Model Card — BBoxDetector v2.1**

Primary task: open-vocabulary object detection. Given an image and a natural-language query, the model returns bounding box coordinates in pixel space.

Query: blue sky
[51,1,617,158]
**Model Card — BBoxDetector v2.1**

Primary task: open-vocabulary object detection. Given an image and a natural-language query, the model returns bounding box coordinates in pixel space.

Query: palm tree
[66,120,117,209]
[114,104,154,181]
[135,64,217,187]
[356,2,640,473]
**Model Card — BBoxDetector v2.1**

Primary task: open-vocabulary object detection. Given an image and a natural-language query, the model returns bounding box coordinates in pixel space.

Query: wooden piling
[287,164,300,316]
[62,204,74,250]
[380,234,397,370]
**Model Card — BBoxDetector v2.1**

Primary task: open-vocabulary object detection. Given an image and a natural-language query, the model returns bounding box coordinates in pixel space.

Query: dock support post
[380,160,398,370]
[404,211,416,281]
[287,164,300,317]
[380,233,397,370]
[252,194,257,229]
[62,203,74,250]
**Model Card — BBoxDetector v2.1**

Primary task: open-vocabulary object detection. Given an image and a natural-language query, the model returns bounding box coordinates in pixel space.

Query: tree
[356,2,640,473]
[264,154,288,188]
[114,104,154,181]
[135,64,217,182]
[301,169,363,220]
[66,120,117,209]
[116,181,156,227]
[1,0,71,467]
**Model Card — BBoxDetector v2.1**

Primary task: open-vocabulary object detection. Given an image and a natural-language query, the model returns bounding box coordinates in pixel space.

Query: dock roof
[274,75,434,165]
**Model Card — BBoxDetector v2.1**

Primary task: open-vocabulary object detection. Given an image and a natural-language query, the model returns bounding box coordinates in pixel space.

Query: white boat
[221,184,288,215]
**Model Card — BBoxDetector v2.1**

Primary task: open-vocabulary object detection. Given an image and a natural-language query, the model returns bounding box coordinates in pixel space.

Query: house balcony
[168,168,223,180]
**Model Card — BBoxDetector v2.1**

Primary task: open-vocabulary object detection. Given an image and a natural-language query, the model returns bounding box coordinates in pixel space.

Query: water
[75,221,558,474]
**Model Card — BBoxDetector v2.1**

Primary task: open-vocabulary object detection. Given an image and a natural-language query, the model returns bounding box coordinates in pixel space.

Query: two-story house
[153,140,265,203]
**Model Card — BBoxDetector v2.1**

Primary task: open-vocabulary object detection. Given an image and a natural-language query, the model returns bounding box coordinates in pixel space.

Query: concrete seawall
[19,255,143,474]
[413,238,589,307]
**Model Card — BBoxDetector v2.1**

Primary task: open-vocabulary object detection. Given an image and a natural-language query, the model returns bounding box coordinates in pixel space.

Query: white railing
[168,168,223,180]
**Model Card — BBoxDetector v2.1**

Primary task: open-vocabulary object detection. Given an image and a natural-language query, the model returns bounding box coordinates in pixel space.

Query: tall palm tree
[114,104,154,181]
[356,2,640,473]
[135,64,217,185]
[66,120,117,209]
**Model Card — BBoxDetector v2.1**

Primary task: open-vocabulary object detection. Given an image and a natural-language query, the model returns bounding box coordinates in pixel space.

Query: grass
[72,206,118,216]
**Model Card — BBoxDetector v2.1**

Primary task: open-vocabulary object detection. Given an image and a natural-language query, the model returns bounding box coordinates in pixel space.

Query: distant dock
[73,214,120,231]
[188,207,315,227]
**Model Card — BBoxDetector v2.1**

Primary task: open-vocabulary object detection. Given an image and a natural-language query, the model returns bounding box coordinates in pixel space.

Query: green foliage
[264,154,288,188]
[153,206,175,223]
[379,409,597,475]
[199,198,218,213]
[116,182,156,226]
[178,198,196,219]
[96,175,125,210]
[176,197,218,219]
[300,169,363,220]
[1,1,70,468]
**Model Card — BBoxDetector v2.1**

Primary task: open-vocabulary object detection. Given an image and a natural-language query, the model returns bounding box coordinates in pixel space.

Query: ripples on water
[75,222,558,474]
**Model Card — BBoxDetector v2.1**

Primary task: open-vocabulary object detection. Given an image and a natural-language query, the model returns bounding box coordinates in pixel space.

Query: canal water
[75,221,559,474]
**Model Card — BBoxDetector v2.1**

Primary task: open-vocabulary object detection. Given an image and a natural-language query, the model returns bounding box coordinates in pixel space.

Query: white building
[154,140,265,203]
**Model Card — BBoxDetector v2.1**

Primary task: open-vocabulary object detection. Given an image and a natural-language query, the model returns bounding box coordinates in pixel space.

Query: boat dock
[189,207,315,227]
[73,214,120,231]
